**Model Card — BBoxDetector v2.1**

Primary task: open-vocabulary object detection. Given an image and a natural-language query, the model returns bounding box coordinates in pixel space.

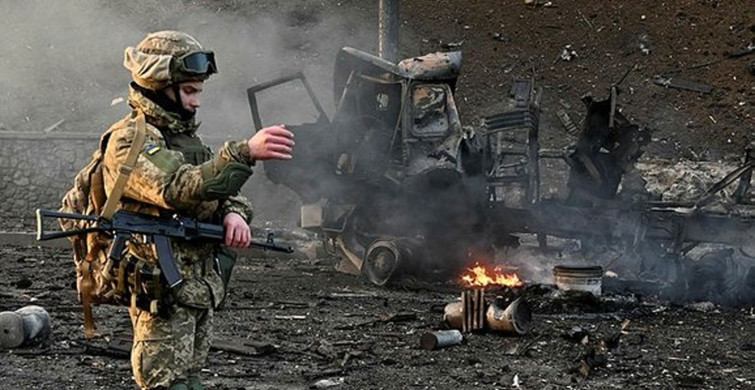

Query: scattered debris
[561,326,589,344]
[211,337,277,356]
[78,340,130,359]
[638,33,652,55]
[334,312,417,330]
[41,119,65,133]
[560,45,577,62]
[274,315,308,320]
[110,96,125,106]
[441,40,463,49]
[491,32,511,42]
[311,377,345,389]
[652,75,713,94]
[686,301,716,313]
[725,42,755,58]
[556,109,579,136]
[571,343,609,379]
[419,329,463,350]
[328,292,379,299]
[576,10,594,31]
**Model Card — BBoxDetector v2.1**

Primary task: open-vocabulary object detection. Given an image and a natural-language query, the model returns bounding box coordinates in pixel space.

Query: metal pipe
[378,0,399,63]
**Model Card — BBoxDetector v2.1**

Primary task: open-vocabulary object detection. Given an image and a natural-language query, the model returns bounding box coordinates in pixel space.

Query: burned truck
[248,47,488,284]
[248,46,755,297]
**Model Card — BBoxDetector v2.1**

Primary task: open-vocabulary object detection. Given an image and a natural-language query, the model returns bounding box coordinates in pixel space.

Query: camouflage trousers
[129,304,213,389]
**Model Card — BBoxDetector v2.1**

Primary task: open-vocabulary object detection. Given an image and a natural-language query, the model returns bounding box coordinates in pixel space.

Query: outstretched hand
[223,212,251,248]
[247,124,295,161]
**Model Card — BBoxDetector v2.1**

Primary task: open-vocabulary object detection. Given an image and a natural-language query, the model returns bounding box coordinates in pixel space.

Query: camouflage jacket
[102,86,254,309]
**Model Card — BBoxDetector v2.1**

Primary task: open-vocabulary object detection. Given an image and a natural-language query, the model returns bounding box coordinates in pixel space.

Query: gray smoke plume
[0,0,377,225]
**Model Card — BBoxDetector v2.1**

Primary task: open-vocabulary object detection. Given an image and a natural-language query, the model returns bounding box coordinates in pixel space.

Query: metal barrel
[419,329,463,350]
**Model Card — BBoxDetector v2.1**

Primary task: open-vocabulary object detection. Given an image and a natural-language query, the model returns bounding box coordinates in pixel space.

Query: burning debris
[461,264,523,288]
[440,263,533,336]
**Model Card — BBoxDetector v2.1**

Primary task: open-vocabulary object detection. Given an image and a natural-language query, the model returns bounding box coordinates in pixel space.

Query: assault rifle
[35,209,294,288]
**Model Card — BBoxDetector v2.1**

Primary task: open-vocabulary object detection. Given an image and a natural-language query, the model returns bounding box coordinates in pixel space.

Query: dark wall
[0,133,97,230]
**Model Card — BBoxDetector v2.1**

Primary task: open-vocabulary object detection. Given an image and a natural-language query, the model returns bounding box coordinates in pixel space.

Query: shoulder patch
[145,144,161,155]
[142,142,183,174]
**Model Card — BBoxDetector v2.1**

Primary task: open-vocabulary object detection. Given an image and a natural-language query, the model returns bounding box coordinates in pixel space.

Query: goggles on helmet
[177,51,218,75]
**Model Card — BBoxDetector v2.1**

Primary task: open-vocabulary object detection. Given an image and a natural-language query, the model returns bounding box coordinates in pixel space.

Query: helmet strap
[168,84,196,121]
[171,85,183,107]
[131,82,196,121]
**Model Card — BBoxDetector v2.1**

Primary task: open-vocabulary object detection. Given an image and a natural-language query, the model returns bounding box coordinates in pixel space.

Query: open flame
[461,264,523,288]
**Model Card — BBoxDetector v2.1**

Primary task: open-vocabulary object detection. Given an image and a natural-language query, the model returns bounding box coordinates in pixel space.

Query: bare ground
[1,245,753,390]
[402,0,755,160]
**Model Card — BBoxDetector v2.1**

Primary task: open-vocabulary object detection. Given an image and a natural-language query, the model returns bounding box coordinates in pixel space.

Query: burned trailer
[486,86,754,235]
[484,88,755,301]
[247,47,489,284]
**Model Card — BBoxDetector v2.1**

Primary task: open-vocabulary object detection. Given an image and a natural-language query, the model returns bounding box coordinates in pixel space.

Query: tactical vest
[158,128,237,309]
[160,130,212,165]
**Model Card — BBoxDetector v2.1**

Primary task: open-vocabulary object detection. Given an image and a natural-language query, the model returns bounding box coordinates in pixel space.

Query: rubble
[725,42,755,59]
[311,377,345,389]
[555,108,579,136]
[636,159,743,203]
[652,75,713,94]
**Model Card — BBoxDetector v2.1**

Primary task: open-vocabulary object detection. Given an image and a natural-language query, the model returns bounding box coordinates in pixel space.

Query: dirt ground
[402,0,754,160]
[1,245,753,390]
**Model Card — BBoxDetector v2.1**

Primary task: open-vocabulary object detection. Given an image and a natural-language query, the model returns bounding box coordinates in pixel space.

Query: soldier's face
[169,81,204,112]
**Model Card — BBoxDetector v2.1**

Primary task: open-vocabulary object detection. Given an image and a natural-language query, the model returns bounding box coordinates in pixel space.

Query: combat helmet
[124,30,218,91]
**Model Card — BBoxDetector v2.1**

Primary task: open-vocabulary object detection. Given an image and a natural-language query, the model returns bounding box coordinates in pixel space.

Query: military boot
[167,383,188,390]
[187,377,203,390]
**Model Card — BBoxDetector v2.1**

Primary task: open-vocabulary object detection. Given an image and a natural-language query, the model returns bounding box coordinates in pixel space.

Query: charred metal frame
[482,79,542,206]
[246,72,329,132]
[245,43,754,286]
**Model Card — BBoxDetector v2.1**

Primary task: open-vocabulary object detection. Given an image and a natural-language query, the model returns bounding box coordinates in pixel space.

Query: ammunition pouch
[200,162,253,200]
[106,255,175,316]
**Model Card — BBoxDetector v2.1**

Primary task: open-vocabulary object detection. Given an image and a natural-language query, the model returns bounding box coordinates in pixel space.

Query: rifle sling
[80,113,146,338]
[101,113,147,220]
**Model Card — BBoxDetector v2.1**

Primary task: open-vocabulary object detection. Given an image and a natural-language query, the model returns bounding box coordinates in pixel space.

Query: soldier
[110,31,294,389]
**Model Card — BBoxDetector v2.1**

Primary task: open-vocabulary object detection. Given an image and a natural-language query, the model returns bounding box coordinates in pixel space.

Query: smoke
[0,0,377,225]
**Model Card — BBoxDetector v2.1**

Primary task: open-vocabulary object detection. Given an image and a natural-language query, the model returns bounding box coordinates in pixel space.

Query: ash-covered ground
[1,245,753,390]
